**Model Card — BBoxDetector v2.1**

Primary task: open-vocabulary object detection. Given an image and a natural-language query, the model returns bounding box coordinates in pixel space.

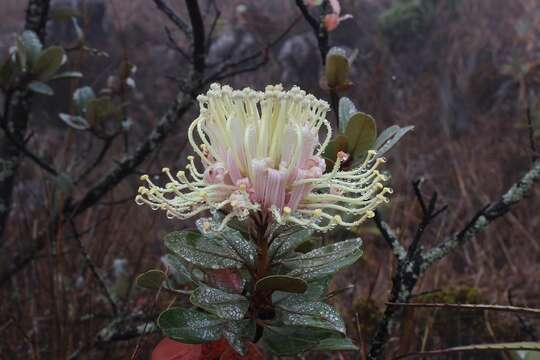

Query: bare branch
[153,0,192,40]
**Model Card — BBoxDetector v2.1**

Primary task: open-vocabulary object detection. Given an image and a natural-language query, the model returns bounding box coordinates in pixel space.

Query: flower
[135,84,391,232]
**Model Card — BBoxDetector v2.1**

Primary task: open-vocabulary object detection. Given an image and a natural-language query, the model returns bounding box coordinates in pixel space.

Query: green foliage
[324,96,413,167]
[135,269,167,289]
[143,221,359,356]
[283,238,363,280]
[325,47,350,89]
[0,30,81,94]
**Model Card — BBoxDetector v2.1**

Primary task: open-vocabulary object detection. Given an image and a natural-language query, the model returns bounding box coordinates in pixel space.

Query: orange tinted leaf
[208,269,243,293]
[151,337,202,360]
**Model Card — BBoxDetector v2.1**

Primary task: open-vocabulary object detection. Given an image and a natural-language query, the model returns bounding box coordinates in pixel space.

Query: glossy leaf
[262,325,338,355]
[58,113,90,130]
[190,286,249,320]
[0,58,15,88]
[213,227,257,268]
[325,47,349,88]
[165,231,244,269]
[284,238,363,280]
[322,134,348,168]
[313,336,358,351]
[73,86,96,112]
[32,46,65,80]
[338,97,357,133]
[136,269,167,289]
[276,298,346,333]
[272,277,330,304]
[269,226,312,261]
[345,112,377,159]
[255,275,307,294]
[223,320,256,355]
[28,81,54,95]
[161,254,195,285]
[151,337,202,360]
[374,125,414,158]
[158,308,226,344]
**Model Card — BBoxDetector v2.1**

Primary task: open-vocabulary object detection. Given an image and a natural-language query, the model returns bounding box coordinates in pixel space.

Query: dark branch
[294,0,329,64]
[152,0,192,39]
[185,0,206,75]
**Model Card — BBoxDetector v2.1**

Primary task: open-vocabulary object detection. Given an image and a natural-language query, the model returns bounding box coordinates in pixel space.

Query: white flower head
[136,84,391,231]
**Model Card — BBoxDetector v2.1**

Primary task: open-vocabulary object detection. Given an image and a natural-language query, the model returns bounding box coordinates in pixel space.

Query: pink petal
[324,14,340,32]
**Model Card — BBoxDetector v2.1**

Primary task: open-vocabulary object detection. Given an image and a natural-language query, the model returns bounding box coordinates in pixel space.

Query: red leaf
[208,269,243,293]
[219,343,264,360]
[202,338,229,359]
[152,338,202,360]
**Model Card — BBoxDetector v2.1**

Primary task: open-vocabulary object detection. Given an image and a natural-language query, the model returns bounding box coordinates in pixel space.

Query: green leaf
[86,96,122,124]
[284,238,363,280]
[313,336,358,351]
[223,319,256,356]
[190,285,249,320]
[161,254,195,285]
[345,112,377,160]
[212,226,257,268]
[255,275,307,294]
[32,46,65,80]
[262,325,338,355]
[50,71,82,81]
[73,86,96,112]
[374,125,414,158]
[165,231,244,269]
[20,30,42,63]
[272,277,330,304]
[58,113,90,130]
[322,134,348,168]
[325,47,350,88]
[269,226,313,261]
[28,81,54,95]
[338,97,358,133]
[158,308,226,343]
[135,269,167,289]
[276,298,346,333]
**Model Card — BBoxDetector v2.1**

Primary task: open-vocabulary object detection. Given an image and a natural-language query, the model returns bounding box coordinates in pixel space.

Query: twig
[69,219,118,315]
[526,97,538,163]
[294,0,329,64]
[368,160,540,360]
[152,0,192,40]
[185,0,206,76]
[386,302,540,317]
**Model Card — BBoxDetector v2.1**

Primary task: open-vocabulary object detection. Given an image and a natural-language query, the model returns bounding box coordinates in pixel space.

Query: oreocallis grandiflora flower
[135,84,391,231]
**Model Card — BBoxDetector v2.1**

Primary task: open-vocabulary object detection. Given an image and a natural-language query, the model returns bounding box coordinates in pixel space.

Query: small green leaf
[255,275,307,294]
[86,96,121,124]
[28,81,53,95]
[272,277,330,304]
[325,47,350,88]
[32,46,65,80]
[58,113,90,130]
[262,325,338,355]
[284,238,363,280]
[338,97,358,133]
[346,112,377,160]
[313,336,358,351]
[135,269,167,289]
[213,226,257,268]
[374,125,414,158]
[158,308,226,343]
[223,319,256,355]
[165,231,244,269]
[73,86,96,112]
[322,134,348,168]
[50,71,82,81]
[190,285,249,320]
[269,226,312,261]
[161,254,195,285]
